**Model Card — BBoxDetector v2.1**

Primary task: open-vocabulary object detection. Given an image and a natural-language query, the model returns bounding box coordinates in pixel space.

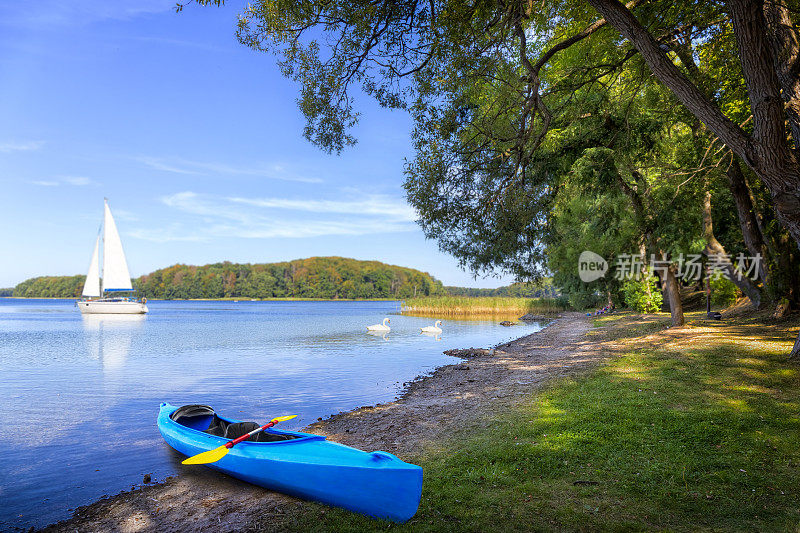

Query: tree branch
[585,0,754,161]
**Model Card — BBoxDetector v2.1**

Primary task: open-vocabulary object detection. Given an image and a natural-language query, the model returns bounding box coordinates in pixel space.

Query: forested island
[9,257,449,300]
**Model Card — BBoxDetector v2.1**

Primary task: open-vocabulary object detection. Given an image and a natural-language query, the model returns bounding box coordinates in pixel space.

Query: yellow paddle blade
[181,415,296,465]
[182,445,230,465]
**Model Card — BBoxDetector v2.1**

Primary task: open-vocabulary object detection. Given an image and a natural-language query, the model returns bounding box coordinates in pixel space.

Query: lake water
[0,299,543,530]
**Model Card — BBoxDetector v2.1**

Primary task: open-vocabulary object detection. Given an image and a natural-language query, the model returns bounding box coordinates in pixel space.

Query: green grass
[401,296,565,317]
[254,315,800,532]
[589,310,674,339]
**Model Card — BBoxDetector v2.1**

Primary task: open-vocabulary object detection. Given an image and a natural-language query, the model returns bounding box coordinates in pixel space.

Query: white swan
[367,317,391,332]
[420,320,442,334]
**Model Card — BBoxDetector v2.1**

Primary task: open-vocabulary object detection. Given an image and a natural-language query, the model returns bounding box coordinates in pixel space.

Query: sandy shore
[42,312,601,532]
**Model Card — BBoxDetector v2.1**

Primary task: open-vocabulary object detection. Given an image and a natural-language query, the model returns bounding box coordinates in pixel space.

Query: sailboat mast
[101,199,105,294]
[100,198,106,294]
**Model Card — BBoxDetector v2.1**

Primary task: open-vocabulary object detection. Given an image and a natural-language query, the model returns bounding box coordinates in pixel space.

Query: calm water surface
[0,299,544,529]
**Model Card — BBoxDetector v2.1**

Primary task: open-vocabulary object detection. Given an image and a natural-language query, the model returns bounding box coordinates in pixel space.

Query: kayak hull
[157,403,422,522]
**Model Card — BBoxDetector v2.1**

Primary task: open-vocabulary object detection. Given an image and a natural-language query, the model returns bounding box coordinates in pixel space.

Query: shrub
[567,290,604,310]
[710,274,740,307]
[621,275,663,313]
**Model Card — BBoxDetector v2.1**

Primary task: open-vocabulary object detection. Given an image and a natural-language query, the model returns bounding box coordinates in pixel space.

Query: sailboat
[77,199,148,314]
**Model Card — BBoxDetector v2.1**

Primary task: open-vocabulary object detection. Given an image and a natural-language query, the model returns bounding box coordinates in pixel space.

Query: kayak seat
[222,422,299,443]
[169,404,298,442]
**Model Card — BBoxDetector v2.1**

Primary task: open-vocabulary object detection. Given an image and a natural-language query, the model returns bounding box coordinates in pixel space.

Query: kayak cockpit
[169,404,301,443]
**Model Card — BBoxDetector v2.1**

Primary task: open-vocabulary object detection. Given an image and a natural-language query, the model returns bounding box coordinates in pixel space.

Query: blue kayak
[157,403,422,522]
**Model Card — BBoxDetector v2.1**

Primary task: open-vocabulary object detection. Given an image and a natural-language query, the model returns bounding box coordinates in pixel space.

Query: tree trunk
[586,0,800,249]
[703,189,762,308]
[725,158,770,283]
[775,232,800,303]
[791,335,800,360]
[659,252,685,327]
[727,0,800,247]
[764,0,800,151]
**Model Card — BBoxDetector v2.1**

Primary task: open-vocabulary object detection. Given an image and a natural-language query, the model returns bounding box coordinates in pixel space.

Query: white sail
[82,235,101,297]
[101,200,133,291]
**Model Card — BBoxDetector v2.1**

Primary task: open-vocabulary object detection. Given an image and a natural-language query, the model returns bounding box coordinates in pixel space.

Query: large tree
[205,0,800,354]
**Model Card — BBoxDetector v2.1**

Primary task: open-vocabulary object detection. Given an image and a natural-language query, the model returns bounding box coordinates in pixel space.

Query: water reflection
[1,299,545,530]
[82,314,145,373]
[365,330,390,341]
[420,331,442,341]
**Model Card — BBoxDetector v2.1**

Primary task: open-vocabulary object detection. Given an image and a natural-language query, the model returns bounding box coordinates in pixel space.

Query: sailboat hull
[78,301,148,314]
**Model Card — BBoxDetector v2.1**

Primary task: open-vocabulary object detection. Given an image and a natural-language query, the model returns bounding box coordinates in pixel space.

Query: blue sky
[0,0,516,288]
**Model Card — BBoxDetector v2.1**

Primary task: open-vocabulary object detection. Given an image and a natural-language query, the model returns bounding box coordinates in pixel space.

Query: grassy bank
[259,312,800,532]
[402,296,565,317]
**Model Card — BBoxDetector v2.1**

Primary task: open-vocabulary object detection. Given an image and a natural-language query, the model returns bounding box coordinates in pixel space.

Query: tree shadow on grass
[410,319,800,532]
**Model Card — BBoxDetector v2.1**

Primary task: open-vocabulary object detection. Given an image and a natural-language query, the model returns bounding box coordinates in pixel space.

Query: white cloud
[0,140,44,153]
[62,176,92,186]
[228,195,417,221]
[161,191,228,217]
[135,157,199,175]
[30,175,94,187]
[128,224,205,243]
[135,156,323,183]
[129,191,418,242]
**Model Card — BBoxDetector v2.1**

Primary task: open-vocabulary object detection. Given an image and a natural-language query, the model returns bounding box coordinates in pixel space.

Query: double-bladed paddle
[182,414,297,465]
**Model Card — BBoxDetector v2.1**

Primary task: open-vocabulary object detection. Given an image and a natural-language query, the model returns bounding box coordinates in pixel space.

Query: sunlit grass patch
[613,365,642,373]
[736,357,769,367]
[729,384,781,396]
[590,312,672,340]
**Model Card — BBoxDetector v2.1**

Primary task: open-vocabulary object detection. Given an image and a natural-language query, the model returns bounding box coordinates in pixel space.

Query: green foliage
[0,288,13,297]
[545,162,636,309]
[445,279,559,298]
[14,257,445,300]
[11,257,446,300]
[710,274,740,307]
[621,275,663,313]
[566,289,605,311]
[236,1,441,153]
[136,257,446,299]
[12,276,86,298]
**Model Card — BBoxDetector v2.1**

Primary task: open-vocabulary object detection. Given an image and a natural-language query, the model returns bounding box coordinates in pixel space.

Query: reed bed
[401,296,565,317]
